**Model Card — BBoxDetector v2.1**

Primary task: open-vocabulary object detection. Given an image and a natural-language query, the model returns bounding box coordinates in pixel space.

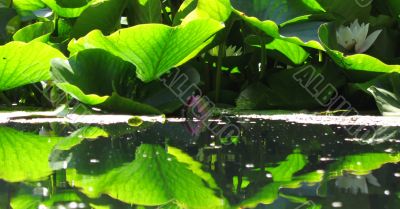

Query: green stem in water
[0,92,12,106]
[215,43,226,103]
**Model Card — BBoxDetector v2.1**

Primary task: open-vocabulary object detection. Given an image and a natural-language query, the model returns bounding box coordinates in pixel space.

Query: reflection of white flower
[335,173,380,194]
[336,19,382,53]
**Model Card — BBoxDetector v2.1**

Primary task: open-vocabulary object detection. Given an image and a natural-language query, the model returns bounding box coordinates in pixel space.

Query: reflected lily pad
[328,153,400,177]
[67,144,226,208]
[0,126,108,182]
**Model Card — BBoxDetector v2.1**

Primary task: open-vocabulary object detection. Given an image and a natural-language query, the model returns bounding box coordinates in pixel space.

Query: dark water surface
[0,118,399,209]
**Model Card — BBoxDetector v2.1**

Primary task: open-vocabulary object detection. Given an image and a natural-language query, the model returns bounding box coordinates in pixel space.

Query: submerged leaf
[68,18,224,82]
[0,41,65,91]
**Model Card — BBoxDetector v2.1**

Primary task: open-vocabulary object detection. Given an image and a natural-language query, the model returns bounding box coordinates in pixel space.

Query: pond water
[0,117,399,209]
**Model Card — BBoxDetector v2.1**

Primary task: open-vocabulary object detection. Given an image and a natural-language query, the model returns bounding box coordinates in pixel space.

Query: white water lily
[209,45,243,57]
[336,19,382,53]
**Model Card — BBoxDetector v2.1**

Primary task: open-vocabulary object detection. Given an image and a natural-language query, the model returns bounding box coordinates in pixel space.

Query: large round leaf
[231,0,325,24]
[51,49,162,114]
[71,0,128,38]
[0,41,65,91]
[13,0,45,11]
[233,9,324,50]
[67,144,226,208]
[13,21,54,42]
[68,18,224,82]
[41,0,96,18]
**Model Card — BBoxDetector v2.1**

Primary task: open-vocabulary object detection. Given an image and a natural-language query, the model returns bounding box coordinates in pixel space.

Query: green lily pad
[233,9,324,50]
[318,0,371,21]
[68,18,224,82]
[51,49,162,114]
[41,0,96,18]
[127,0,161,25]
[71,0,128,38]
[318,23,400,73]
[0,41,65,91]
[182,0,232,23]
[231,0,325,24]
[13,21,54,42]
[245,35,309,65]
[13,0,45,11]
[67,144,226,208]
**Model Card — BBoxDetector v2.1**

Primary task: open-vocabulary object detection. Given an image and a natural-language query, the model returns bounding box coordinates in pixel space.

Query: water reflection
[0,119,399,209]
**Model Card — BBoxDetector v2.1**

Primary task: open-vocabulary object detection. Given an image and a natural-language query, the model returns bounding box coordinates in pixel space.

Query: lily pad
[126,0,161,25]
[0,41,65,91]
[231,0,325,24]
[182,0,232,23]
[233,9,324,50]
[245,35,309,65]
[51,49,162,114]
[13,0,45,11]
[68,18,224,82]
[41,0,96,18]
[67,144,226,208]
[71,0,128,38]
[13,21,54,42]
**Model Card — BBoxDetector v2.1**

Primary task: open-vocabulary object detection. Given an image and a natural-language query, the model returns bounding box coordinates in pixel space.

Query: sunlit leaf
[51,49,162,114]
[41,0,96,18]
[68,19,224,82]
[0,41,65,91]
[13,21,54,42]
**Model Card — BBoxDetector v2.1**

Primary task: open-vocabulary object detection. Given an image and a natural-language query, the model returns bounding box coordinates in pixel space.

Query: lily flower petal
[337,26,356,50]
[356,29,382,53]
